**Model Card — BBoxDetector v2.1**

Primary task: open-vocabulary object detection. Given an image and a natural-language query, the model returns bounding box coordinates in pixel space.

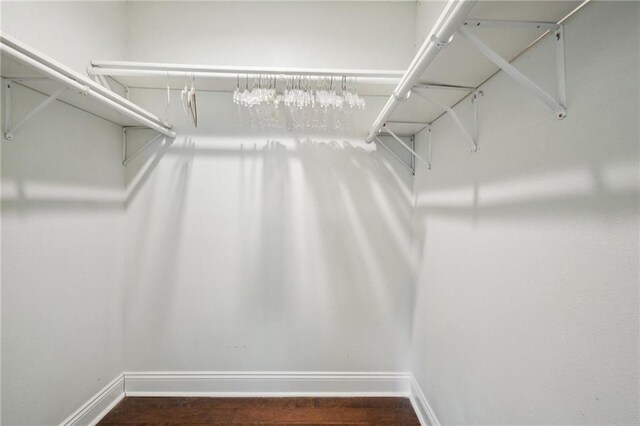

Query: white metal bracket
[431,34,453,49]
[413,83,477,93]
[3,79,67,140]
[374,136,415,175]
[381,124,431,170]
[386,120,432,137]
[122,126,166,166]
[377,121,433,172]
[458,21,567,119]
[411,87,482,152]
[426,128,432,170]
[462,19,559,31]
[95,74,112,91]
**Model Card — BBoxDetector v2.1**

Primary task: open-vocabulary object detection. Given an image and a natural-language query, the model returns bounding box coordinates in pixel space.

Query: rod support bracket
[392,90,411,102]
[431,34,453,49]
[471,90,484,103]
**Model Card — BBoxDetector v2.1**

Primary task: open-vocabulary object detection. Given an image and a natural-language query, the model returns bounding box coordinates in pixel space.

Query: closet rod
[89,61,405,80]
[0,44,176,138]
[88,68,399,86]
[366,0,477,142]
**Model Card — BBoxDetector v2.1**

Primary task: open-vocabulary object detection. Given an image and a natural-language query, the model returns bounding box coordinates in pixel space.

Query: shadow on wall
[241,139,416,334]
[410,115,639,247]
[0,84,127,213]
[122,135,416,370]
[406,6,640,415]
[409,98,640,316]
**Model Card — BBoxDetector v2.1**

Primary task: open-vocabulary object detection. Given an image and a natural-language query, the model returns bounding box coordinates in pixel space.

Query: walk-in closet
[1,1,638,425]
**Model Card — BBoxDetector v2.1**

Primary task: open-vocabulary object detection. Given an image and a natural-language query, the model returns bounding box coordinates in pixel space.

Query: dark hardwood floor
[98,396,421,425]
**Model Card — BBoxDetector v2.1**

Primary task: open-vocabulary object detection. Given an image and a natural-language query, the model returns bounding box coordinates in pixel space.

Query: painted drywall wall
[0,1,127,75]
[410,2,639,424]
[120,0,418,375]
[122,89,416,373]
[415,0,448,51]
[1,85,127,426]
[1,2,128,425]
[124,1,416,70]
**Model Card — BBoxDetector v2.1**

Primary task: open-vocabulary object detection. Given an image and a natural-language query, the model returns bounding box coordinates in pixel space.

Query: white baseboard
[123,371,412,397]
[59,371,436,426]
[59,374,125,426]
[409,375,440,426]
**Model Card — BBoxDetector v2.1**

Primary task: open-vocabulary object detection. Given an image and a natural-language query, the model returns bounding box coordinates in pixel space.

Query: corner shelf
[391,0,581,125]
[366,0,587,170]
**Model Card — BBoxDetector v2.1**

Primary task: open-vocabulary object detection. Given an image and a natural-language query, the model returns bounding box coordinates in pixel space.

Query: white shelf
[1,33,175,139]
[87,0,582,136]
[373,0,584,135]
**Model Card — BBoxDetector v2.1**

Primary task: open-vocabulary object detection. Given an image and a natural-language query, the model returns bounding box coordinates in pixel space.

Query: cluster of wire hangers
[164,73,199,127]
[232,74,366,111]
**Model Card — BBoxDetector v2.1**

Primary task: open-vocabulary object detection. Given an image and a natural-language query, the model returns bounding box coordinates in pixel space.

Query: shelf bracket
[462,19,560,31]
[4,79,67,141]
[410,135,415,173]
[458,24,566,119]
[122,126,166,166]
[374,136,415,175]
[95,74,113,91]
[381,124,431,169]
[385,120,432,138]
[411,87,481,152]
[426,128,432,170]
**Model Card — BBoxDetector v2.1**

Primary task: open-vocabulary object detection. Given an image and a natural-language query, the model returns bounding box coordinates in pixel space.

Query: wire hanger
[164,71,171,122]
[181,73,190,123]
[188,73,198,128]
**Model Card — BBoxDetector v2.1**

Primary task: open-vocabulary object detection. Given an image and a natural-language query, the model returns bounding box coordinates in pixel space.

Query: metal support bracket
[458,23,567,119]
[4,79,67,140]
[97,74,113,91]
[412,87,481,152]
[462,19,559,31]
[426,128,432,170]
[382,124,431,170]
[413,83,477,93]
[122,126,166,166]
[431,34,453,49]
[374,136,415,175]
[471,90,483,148]
[385,121,432,137]
[410,135,416,173]
[392,90,412,102]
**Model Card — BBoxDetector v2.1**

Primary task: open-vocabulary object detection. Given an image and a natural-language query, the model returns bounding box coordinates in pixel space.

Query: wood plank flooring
[97,397,421,425]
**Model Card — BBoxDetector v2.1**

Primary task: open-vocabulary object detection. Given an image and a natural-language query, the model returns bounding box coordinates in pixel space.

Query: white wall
[1,87,127,426]
[122,89,416,373]
[1,2,418,422]
[415,1,447,51]
[410,2,639,424]
[125,1,416,70]
[0,1,127,75]
[1,2,128,425]
[120,0,418,375]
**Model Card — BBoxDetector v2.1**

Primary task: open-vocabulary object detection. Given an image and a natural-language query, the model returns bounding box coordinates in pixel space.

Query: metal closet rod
[88,68,400,86]
[366,0,478,142]
[0,34,175,138]
[89,60,406,80]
